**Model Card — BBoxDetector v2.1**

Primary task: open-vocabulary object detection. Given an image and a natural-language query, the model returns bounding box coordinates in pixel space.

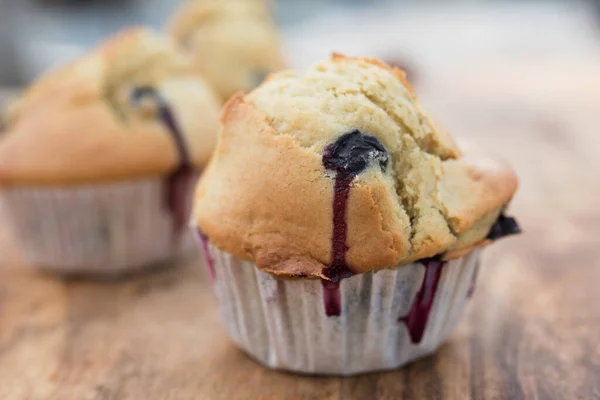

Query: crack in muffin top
[194,55,518,278]
[0,27,221,186]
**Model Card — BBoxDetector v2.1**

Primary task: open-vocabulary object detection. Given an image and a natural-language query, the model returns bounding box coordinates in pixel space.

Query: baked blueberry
[487,213,521,240]
[323,130,389,176]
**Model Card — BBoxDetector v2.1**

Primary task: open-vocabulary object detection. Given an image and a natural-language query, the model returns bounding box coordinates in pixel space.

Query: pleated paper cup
[199,238,482,376]
[0,177,195,275]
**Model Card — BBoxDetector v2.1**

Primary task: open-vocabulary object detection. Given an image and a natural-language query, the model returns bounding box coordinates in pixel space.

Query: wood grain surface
[1,35,600,400]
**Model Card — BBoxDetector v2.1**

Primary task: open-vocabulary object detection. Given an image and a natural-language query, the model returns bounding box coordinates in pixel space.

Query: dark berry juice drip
[197,230,216,283]
[131,87,197,234]
[166,165,198,233]
[319,171,354,316]
[321,280,342,316]
[321,131,389,316]
[466,260,481,298]
[325,171,354,282]
[399,258,445,344]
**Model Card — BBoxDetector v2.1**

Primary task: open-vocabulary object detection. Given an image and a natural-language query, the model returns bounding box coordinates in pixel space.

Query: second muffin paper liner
[201,240,482,375]
[0,177,195,274]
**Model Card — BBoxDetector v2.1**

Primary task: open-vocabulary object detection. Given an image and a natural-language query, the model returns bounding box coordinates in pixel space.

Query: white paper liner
[0,178,195,274]
[202,242,482,375]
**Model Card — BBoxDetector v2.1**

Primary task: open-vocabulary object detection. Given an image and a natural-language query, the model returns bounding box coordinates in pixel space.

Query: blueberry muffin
[167,0,285,102]
[0,27,221,275]
[193,55,520,375]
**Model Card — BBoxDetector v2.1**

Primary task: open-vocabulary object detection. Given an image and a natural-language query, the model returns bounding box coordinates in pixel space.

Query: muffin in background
[194,55,520,375]
[167,0,286,102]
[0,27,221,275]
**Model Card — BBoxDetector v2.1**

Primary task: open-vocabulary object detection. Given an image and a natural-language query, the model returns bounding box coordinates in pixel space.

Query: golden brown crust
[167,0,285,101]
[0,27,221,187]
[332,53,417,96]
[442,239,492,261]
[194,56,518,277]
[438,140,518,235]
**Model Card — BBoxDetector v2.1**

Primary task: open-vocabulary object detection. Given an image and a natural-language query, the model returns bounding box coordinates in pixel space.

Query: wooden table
[1,21,600,400]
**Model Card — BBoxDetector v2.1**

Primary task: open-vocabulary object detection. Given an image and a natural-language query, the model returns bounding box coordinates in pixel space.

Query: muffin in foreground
[167,0,285,102]
[194,55,520,375]
[0,27,221,275]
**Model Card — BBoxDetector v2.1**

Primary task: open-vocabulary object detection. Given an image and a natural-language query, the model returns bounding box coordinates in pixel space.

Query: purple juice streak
[321,280,342,316]
[325,171,355,282]
[399,258,445,344]
[156,101,191,167]
[167,165,198,234]
[131,87,197,236]
[320,171,355,316]
[466,260,481,298]
[155,95,198,235]
[197,230,216,283]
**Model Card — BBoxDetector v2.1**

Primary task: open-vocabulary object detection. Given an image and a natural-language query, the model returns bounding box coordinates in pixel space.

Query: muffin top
[194,55,519,279]
[0,27,221,187]
[167,0,285,101]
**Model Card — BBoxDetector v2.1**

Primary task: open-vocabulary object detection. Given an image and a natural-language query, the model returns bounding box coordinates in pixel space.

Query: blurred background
[0,0,598,85]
